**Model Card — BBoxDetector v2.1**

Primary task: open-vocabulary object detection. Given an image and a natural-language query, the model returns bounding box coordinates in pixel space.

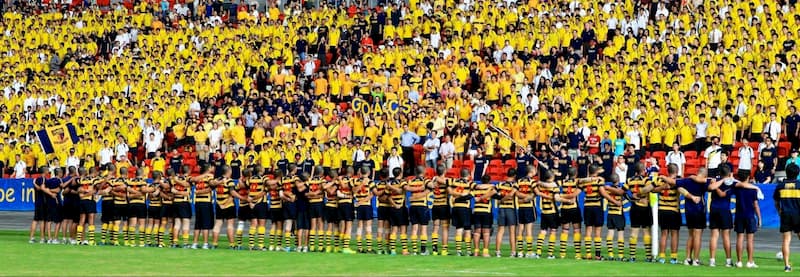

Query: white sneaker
[517,252,524,258]
[496,251,502,258]
[725,259,733,267]
[525,253,534,258]
[201,243,209,249]
[735,261,743,268]
[693,259,701,266]
[28,238,36,244]
[39,239,45,244]
[684,259,692,266]
[268,246,275,251]
[191,243,198,249]
[70,239,78,245]
[746,262,758,268]
[709,258,716,267]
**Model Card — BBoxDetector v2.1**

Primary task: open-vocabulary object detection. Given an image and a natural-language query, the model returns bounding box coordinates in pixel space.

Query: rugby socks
[583,236,592,258]
[122,226,129,246]
[431,233,439,253]
[333,231,340,250]
[138,226,145,246]
[310,230,318,251]
[157,226,165,246]
[389,233,397,253]
[420,234,428,254]
[283,231,293,249]
[76,226,84,243]
[325,230,333,251]
[100,223,108,244]
[573,233,582,259]
[400,233,409,253]
[267,228,275,249]
[643,235,652,260]
[559,233,568,258]
[606,236,615,258]
[356,232,363,252]
[464,235,472,254]
[617,239,625,260]
[181,233,189,246]
[343,234,352,250]
[516,235,523,254]
[365,234,373,252]
[526,235,535,255]
[257,227,266,249]
[594,237,602,258]
[411,235,418,254]
[249,227,257,249]
[235,228,243,248]
[629,237,639,259]
[440,223,449,254]
[145,226,153,246]
[87,225,95,245]
[455,235,463,254]
[111,224,119,245]
[536,233,545,255]
[318,230,326,251]
[547,234,556,257]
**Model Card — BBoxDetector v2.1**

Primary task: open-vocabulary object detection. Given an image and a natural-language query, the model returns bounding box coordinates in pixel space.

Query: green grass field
[0,230,792,276]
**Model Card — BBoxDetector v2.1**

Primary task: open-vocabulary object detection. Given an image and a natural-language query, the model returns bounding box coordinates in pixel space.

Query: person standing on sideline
[423,133,441,169]
[438,135,456,170]
[774,164,800,273]
[737,138,755,181]
[400,125,420,176]
[665,143,686,177]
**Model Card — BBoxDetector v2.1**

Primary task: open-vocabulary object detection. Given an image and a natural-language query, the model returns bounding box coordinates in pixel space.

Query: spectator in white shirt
[438,135,456,170]
[97,141,114,168]
[704,137,723,178]
[66,149,80,169]
[614,156,628,184]
[424,134,441,168]
[144,133,161,159]
[764,112,781,142]
[665,142,686,177]
[115,136,130,161]
[694,114,709,152]
[386,147,405,178]
[12,154,26,178]
[737,138,755,181]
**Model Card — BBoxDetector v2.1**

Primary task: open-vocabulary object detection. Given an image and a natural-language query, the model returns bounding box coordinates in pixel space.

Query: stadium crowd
[1,0,800,273]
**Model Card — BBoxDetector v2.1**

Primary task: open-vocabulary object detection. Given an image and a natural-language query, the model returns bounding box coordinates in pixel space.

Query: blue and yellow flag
[36,123,79,154]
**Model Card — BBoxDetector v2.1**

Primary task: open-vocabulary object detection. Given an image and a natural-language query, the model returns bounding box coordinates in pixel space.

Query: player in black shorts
[774,164,800,273]
[353,167,375,253]
[407,166,431,255]
[626,163,655,262]
[558,168,583,259]
[306,166,327,252]
[374,169,391,254]
[157,169,176,248]
[29,167,48,244]
[170,166,194,248]
[517,166,538,258]
[247,167,270,250]
[337,167,356,254]
[601,173,627,261]
[536,169,563,259]
[234,169,255,250]
[578,165,607,260]
[126,168,152,247]
[267,171,285,251]
[61,166,80,245]
[145,171,163,247]
[386,167,409,255]
[279,165,299,252]
[429,166,451,256]
[448,169,474,256]
[190,167,215,249]
[650,164,682,264]
[210,166,238,249]
[294,173,312,253]
[494,169,518,258]
[472,175,495,257]
[76,168,97,245]
[109,167,129,246]
[323,171,340,253]
[96,169,114,245]
[709,166,761,267]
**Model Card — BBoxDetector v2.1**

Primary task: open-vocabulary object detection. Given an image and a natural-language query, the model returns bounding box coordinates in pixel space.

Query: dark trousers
[402,146,416,176]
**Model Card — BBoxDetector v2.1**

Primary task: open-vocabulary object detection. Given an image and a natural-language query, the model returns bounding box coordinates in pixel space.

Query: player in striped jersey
[626,163,655,262]
[248,167,269,250]
[354,167,375,253]
[156,170,175,248]
[234,169,255,250]
[386,167,409,255]
[430,166,451,256]
[448,169,474,256]
[267,171,284,251]
[76,168,97,245]
[495,169,519,257]
[169,166,193,248]
[650,164,682,264]
[322,171,340,253]
[280,165,299,252]
[109,167,129,246]
[210,166,239,249]
[775,164,800,272]
[472,175,496,257]
[535,169,562,259]
[558,168,583,259]
[601,173,627,261]
[190,167,215,249]
[306,166,326,252]
[338,167,356,254]
[126,168,152,247]
[516,166,537,258]
[374,169,391,254]
[661,167,711,266]
[145,171,163,247]
[407,166,430,255]
[579,165,607,260]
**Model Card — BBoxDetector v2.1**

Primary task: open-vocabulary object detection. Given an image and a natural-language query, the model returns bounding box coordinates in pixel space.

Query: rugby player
[407,166,431,255]
[430,166,451,256]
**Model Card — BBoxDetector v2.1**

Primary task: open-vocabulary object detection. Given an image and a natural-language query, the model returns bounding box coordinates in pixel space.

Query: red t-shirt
[587,134,601,154]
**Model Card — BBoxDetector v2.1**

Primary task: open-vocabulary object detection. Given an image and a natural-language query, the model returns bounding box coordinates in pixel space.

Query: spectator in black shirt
[169,148,183,174]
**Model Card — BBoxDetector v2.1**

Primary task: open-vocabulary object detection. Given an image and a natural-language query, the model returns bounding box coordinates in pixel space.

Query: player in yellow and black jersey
[516,166,537,258]
[386,167,409,255]
[407,166,430,255]
[126,168,152,247]
[158,169,176,248]
[374,169,392,254]
[579,164,607,260]
[75,168,97,245]
[535,169,562,259]
[169,166,193,248]
[246,167,268,245]
[109,166,129,246]
[601,173,627,261]
[233,169,255,250]
[495,169,519,258]
[659,166,712,266]
[430,166,451,256]
[558,168,583,259]
[448,168,474,256]
[151,170,172,248]
[353,167,375,253]
[472,175,496,257]
[338,167,356,254]
[322,171,340,253]
[210,166,240,249]
[280,165,299,252]
[306,166,327,252]
[145,171,162,248]
[626,163,656,262]
[651,164,682,264]
[190,166,215,249]
[267,170,284,251]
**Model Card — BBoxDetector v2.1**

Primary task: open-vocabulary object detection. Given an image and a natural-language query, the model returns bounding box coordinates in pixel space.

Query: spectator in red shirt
[587,127,601,154]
